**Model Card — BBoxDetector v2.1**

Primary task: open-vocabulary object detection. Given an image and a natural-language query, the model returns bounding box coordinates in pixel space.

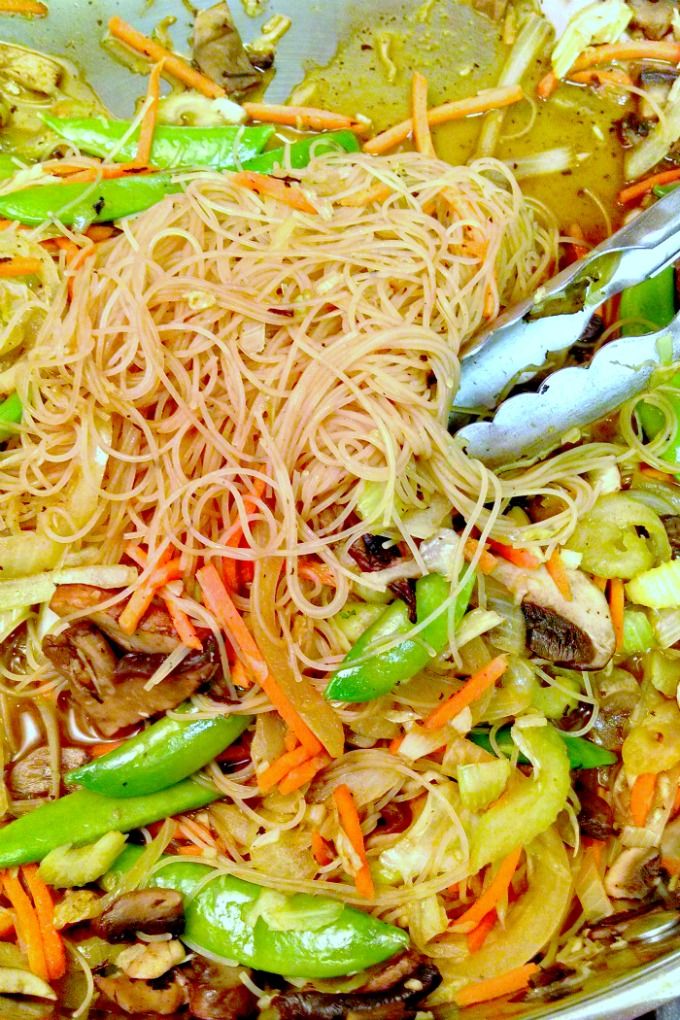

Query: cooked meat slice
[43,620,117,694]
[50,585,180,655]
[604,847,658,899]
[662,516,680,556]
[44,624,218,737]
[273,960,441,1019]
[93,889,184,942]
[95,973,186,1015]
[357,952,426,994]
[9,745,88,799]
[493,561,615,669]
[192,3,262,95]
[629,0,674,39]
[185,959,257,1020]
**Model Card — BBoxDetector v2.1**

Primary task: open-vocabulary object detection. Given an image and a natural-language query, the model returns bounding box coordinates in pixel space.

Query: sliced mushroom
[192,2,262,95]
[357,951,426,993]
[42,620,117,693]
[9,745,88,799]
[273,960,441,1019]
[185,959,257,1020]
[604,847,657,899]
[629,0,674,39]
[93,889,184,942]
[95,973,186,1015]
[492,561,615,669]
[576,774,615,840]
[50,584,180,655]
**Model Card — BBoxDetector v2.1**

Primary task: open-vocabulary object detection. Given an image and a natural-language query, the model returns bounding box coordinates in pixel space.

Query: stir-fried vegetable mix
[3,0,680,1016]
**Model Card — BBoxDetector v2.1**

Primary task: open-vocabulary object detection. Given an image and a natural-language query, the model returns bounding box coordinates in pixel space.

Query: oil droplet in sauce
[297,0,628,235]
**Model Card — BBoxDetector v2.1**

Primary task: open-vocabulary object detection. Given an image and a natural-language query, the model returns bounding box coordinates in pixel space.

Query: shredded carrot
[222,477,267,593]
[231,658,252,690]
[388,734,404,755]
[592,575,608,592]
[231,172,318,214]
[2,871,48,981]
[583,837,605,870]
[672,784,680,818]
[424,656,508,731]
[0,257,42,278]
[609,578,625,652]
[640,464,674,481]
[62,163,155,183]
[125,544,200,651]
[661,856,680,876]
[284,730,299,753]
[0,910,14,939]
[298,558,338,587]
[547,549,572,600]
[176,817,225,854]
[568,222,588,262]
[22,866,65,981]
[569,68,632,87]
[89,740,125,758]
[197,564,322,756]
[312,830,334,866]
[537,70,559,99]
[0,0,47,13]
[242,102,368,134]
[411,72,435,157]
[487,540,540,569]
[364,85,523,155]
[278,754,328,795]
[136,61,164,167]
[333,783,374,899]
[454,846,522,931]
[631,772,656,828]
[339,182,393,207]
[454,963,540,1006]
[467,909,497,953]
[540,41,680,100]
[108,16,225,98]
[619,168,680,205]
[463,537,498,574]
[257,744,312,794]
[118,556,182,636]
[85,225,116,242]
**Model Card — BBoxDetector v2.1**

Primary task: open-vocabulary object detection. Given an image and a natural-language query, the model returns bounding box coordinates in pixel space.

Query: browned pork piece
[50,584,180,654]
[185,959,258,1020]
[9,745,88,799]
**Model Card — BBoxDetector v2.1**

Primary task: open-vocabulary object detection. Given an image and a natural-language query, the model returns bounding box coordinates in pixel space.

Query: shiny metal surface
[3,1,680,1016]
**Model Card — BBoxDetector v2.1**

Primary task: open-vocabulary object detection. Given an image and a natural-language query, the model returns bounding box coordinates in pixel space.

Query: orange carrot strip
[463,538,498,574]
[196,564,323,756]
[136,61,164,167]
[568,222,588,261]
[354,863,375,900]
[487,540,540,569]
[0,257,42,278]
[242,102,368,134]
[546,550,572,601]
[0,0,47,13]
[222,478,267,593]
[278,754,328,795]
[284,730,298,753]
[661,856,680,876]
[108,16,225,98]
[89,740,125,758]
[312,830,334,866]
[257,745,311,794]
[569,68,632,87]
[0,910,14,938]
[339,182,393,207]
[298,559,338,587]
[672,784,680,818]
[364,85,523,155]
[631,772,656,828]
[163,593,202,652]
[22,866,65,981]
[640,465,674,480]
[537,70,558,98]
[454,964,539,1007]
[573,40,680,68]
[176,818,219,848]
[334,783,374,899]
[118,557,182,636]
[454,846,522,930]
[619,168,680,205]
[85,225,116,242]
[592,575,608,592]
[412,71,435,158]
[467,909,497,953]
[231,172,318,214]
[424,656,508,731]
[388,734,403,755]
[609,578,625,652]
[231,658,252,690]
[2,871,48,982]
[63,163,155,183]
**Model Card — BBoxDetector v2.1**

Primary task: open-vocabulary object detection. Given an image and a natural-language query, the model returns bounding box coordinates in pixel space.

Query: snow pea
[325,571,475,703]
[0,173,182,229]
[0,392,22,442]
[241,129,361,174]
[0,779,219,867]
[107,846,409,978]
[42,115,274,170]
[469,724,617,769]
[67,706,252,798]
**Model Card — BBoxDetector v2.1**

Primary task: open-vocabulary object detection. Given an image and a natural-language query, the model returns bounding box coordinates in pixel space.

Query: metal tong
[454,186,680,466]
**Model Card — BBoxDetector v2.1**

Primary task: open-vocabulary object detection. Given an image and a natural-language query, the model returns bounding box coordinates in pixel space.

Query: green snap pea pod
[469,724,617,769]
[42,115,274,170]
[67,707,252,798]
[0,154,24,181]
[325,571,475,703]
[241,129,361,174]
[0,392,22,442]
[0,173,182,228]
[107,846,409,978]
[0,779,219,868]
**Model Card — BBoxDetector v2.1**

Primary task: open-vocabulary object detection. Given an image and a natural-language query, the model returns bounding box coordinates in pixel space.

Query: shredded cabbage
[627,559,680,609]
[551,0,631,78]
[574,850,613,921]
[378,783,463,883]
